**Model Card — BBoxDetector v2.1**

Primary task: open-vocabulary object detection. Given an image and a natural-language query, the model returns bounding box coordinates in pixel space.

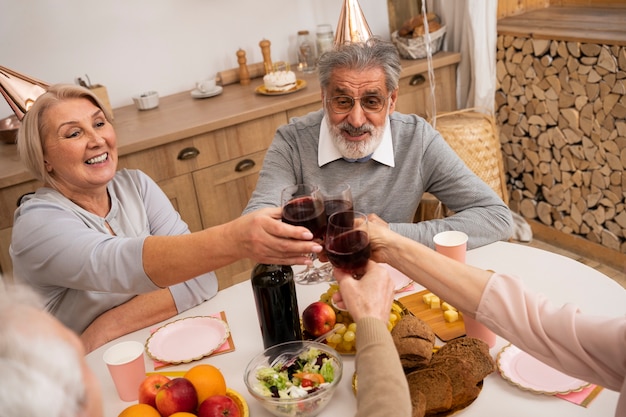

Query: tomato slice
[294,372,325,386]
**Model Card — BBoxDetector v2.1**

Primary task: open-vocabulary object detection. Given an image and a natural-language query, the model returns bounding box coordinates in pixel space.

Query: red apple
[155,377,198,417]
[198,395,240,417]
[138,374,171,408]
[302,301,336,337]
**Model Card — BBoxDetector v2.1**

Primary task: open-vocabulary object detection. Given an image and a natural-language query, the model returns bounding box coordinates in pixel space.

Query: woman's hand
[365,214,395,264]
[331,261,395,322]
[227,207,323,266]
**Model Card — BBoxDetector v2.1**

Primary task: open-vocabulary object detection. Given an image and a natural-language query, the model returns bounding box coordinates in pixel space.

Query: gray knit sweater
[244,109,513,249]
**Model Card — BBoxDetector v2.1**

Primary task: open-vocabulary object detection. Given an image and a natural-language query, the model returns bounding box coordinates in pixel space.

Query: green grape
[343,330,356,342]
[334,323,347,334]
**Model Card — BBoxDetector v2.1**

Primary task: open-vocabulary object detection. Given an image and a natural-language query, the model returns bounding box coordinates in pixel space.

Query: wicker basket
[414,109,509,223]
[435,110,509,205]
[391,25,446,60]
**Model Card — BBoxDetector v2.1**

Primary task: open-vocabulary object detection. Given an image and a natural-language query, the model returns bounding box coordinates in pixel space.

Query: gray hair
[0,284,86,417]
[16,84,112,191]
[317,37,402,94]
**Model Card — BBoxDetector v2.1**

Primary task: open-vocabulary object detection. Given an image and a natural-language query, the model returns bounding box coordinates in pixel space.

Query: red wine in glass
[326,210,370,278]
[324,199,354,220]
[282,196,326,240]
[326,230,371,277]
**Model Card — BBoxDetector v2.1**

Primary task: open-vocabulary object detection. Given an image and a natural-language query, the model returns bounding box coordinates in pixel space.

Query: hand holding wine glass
[281,184,328,284]
[325,210,371,279]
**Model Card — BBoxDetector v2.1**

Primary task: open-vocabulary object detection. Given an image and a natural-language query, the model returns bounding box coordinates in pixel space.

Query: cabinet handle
[235,158,256,172]
[177,147,200,160]
[410,74,426,86]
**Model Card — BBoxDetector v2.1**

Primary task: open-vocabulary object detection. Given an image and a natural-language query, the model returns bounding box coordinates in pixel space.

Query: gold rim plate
[255,79,307,96]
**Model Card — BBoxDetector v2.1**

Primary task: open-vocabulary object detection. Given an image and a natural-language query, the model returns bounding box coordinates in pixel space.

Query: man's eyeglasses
[326,94,391,114]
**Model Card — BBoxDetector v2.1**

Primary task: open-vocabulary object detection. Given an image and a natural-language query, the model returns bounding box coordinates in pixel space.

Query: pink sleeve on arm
[476,272,626,392]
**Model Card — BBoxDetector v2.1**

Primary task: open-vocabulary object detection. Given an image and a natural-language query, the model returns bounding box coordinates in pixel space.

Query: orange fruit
[118,403,161,417]
[169,413,197,417]
[183,364,227,405]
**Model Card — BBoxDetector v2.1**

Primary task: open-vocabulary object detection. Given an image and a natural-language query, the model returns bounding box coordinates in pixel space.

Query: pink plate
[380,263,413,292]
[497,344,590,395]
[146,316,230,364]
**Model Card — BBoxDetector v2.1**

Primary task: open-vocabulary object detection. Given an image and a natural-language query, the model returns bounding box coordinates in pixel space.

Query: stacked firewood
[495,35,626,253]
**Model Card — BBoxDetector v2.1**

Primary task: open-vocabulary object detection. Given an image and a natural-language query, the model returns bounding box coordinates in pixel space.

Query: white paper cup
[103,341,146,401]
[433,231,468,263]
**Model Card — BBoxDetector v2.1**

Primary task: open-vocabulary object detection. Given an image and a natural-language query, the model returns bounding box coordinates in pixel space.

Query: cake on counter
[263,70,297,92]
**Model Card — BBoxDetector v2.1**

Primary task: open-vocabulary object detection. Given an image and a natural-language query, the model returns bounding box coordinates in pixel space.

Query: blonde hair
[16,84,113,190]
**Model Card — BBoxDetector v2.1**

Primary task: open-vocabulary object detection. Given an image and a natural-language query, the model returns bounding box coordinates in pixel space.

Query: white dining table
[86,241,626,417]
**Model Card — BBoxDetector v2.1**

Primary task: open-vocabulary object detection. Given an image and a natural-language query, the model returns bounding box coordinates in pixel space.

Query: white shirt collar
[318,115,395,167]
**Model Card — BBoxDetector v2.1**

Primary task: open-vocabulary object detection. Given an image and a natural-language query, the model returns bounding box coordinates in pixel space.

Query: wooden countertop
[498,6,626,46]
[0,52,460,189]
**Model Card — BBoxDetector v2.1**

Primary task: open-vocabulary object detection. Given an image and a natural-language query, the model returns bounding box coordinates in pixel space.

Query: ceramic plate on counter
[497,344,590,395]
[191,86,223,99]
[255,79,307,96]
[146,316,230,364]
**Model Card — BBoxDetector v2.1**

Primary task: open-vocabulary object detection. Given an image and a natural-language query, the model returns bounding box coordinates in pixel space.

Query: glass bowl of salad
[243,340,343,417]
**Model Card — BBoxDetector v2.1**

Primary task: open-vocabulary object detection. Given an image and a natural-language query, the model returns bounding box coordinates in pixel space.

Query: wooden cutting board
[398,290,466,342]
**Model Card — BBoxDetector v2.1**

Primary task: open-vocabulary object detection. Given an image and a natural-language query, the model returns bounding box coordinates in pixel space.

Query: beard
[326,111,387,160]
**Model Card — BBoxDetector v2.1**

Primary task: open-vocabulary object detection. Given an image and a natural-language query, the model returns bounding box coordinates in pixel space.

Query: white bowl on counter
[132,91,159,110]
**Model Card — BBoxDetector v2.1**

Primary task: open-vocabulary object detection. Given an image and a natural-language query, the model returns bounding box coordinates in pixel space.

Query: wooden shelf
[498,6,626,45]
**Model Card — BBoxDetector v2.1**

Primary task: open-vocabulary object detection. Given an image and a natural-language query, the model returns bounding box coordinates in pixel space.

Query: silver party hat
[0,66,48,120]
[334,0,373,46]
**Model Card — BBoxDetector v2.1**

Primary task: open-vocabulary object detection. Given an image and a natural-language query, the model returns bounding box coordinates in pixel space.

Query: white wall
[0,0,390,119]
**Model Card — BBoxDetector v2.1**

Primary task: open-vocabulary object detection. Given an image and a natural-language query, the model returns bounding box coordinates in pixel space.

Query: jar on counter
[297,30,316,73]
[316,24,334,56]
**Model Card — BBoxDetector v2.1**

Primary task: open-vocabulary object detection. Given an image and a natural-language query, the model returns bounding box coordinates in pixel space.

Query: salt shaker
[297,30,316,73]
[236,49,250,86]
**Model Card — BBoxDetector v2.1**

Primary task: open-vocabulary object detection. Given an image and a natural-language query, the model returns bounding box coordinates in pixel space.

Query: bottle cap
[317,24,333,34]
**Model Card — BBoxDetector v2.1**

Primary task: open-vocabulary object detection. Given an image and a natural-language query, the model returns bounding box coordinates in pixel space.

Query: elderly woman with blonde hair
[10,84,321,353]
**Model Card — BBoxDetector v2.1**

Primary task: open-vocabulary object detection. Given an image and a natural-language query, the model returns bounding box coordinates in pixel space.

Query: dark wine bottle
[251,263,302,349]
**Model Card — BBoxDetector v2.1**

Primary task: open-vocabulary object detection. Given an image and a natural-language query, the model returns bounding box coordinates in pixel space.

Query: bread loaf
[406,368,452,415]
[433,337,496,382]
[428,355,482,410]
[391,315,435,370]
[397,13,441,38]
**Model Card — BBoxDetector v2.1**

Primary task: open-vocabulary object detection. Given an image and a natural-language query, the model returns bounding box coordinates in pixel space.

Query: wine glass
[281,184,329,284]
[319,183,353,276]
[325,210,371,279]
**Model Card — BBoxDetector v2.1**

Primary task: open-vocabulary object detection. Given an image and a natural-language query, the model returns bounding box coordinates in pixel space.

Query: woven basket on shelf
[414,109,508,222]
[391,25,446,60]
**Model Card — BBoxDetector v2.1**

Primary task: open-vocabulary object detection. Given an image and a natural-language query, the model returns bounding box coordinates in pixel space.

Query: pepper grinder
[259,39,273,74]
[237,49,251,86]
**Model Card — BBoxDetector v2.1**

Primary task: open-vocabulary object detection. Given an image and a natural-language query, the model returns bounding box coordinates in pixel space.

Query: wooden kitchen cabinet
[0,52,460,286]
[396,62,457,117]
[0,179,41,283]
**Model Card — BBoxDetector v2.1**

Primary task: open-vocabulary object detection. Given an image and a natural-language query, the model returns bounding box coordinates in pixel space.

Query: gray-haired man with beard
[244,38,513,250]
